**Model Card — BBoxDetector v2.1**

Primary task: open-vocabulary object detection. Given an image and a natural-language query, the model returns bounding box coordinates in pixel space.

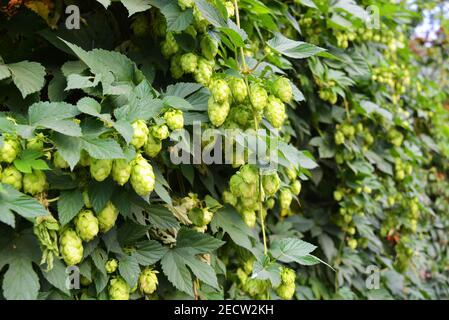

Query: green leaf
[194,0,226,27]
[7,61,46,98]
[53,134,82,170]
[121,0,152,16]
[165,82,202,98]
[146,205,180,230]
[29,102,80,125]
[252,258,282,287]
[91,247,108,275]
[96,0,111,8]
[132,240,168,265]
[160,3,193,32]
[88,180,116,213]
[176,227,225,254]
[113,120,134,144]
[42,259,71,295]
[161,251,193,296]
[57,190,84,226]
[118,254,140,287]
[0,64,11,80]
[163,96,194,111]
[183,254,219,289]
[81,137,125,160]
[270,238,317,264]
[267,33,325,59]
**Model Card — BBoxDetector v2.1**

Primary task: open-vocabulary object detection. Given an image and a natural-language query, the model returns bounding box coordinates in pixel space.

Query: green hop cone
[90,159,113,182]
[272,77,293,103]
[131,14,150,37]
[193,6,209,33]
[26,134,44,151]
[249,84,268,111]
[276,283,295,300]
[161,33,179,58]
[109,277,130,300]
[233,105,252,127]
[265,197,275,209]
[208,97,230,127]
[189,207,214,227]
[194,57,214,86]
[242,209,256,228]
[291,180,302,196]
[170,54,184,79]
[265,96,286,129]
[79,150,91,167]
[229,77,248,103]
[1,165,22,190]
[243,278,269,297]
[112,159,132,186]
[222,190,237,206]
[279,188,292,209]
[178,0,194,10]
[163,109,184,130]
[97,201,119,233]
[180,53,198,73]
[239,164,259,185]
[105,258,119,274]
[60,228,83,266]
[151,124,170,140]
[130,155,155,196]
[262,172,280,196]
[131,120,149,149]
[75,209,99,242]
[0,137,20,163]
[23,170,47,195]
[144,134,162,158]
[280,267,296,285]
[224,1,235,17]
[209,79,231,103]
[53,151,69,169]
[200,35,218,60]
[138,268,159,295]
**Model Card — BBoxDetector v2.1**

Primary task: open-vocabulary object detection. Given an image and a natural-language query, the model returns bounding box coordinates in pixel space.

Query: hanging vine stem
[233,0,269,256]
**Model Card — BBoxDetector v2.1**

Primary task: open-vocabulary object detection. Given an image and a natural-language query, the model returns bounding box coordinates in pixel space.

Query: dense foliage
[0,0,448,300]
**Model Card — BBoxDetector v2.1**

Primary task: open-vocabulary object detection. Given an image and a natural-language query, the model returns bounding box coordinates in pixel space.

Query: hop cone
[262,172,280,196]
[0,137,20,163]
[27,134,44,152]
[279,188,292,209]
[53,151,69,169]
[138,268,159,295]
[265,96,286,129]
[208,97,230,127]
[34,214,60,271]
[276,283,295,300]
[23,170,47,195]
[272,77,293,103]
[242,209,256,228]
[188,208,214,227]
[209,79,231,103]
[229,77,248,103]
[280,267,296,285]
[112,159,132,186]
[170,54,184,79]
[97,201,119,233]
[151,124,170,140]
[130,155,155,196]
[180,53,198,73]
[164,109,184,131]
[178,0,194,10]
[75,209,99,242]
[109,277,130,300]
[90,159,113,182]
[194,58,213,86]
[161,33,179,58]
[105,258,119,274]
[291,180,302,196]
[222,190,237,206]
[131,120,149,149]
[60,228,84,266]
[144,134,162,158]
[1,165,23,190]
[249,84,268,111]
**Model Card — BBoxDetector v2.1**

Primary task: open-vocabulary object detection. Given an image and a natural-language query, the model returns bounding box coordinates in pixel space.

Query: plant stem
[234,0,247,72]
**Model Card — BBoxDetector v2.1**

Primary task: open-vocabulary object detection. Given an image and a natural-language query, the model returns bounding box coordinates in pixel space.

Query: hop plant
[164,109,184,130]
[161,33,179,58]
[26,134,44,151]
[276,283,295,300]
[209,79,231,103]
[265,96,286,128]
[131,14,150,37]
[262,172,280,196]
[249,84,268,111]
[53,151,69,169]
[200,35,218,60]
[193,6,209,33]
[194,57,214,86]
[75,210,99,242]
[272,77,293,103]
[109,277,130,300]
[83,190,92,208]
[1,165,22,190]
[23,170,47,195]
[279,188,292,209]
[112,159,132,186]
[222,190,237,206]
[291,180,302,196]
[208,97,230,127]
[180,53,198,73]
[144,134,162,158]
[0,137,20,163]
[131,120,149,149]
[188,207,214,227]
[138,268,159,295]
[224,1,235,17]
[242,209,257,228]
[151,124,170,140]
[97,201,119,233]
[79,150,91,167]
[130,154,155,196]
[229,77,248,103]
[34,214,60,271]
[178,0,194,10]
[60,229,83,266]
[280,267,296,285]
[105,259,119,274]
[90,159,113,182]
